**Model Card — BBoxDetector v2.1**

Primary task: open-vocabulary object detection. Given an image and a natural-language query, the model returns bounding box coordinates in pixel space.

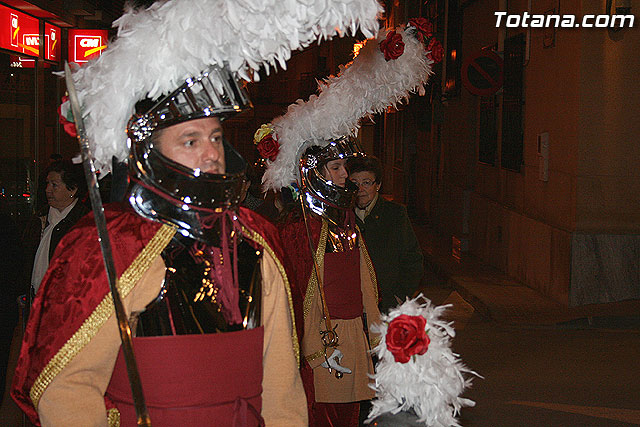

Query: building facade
[380,0,639,306]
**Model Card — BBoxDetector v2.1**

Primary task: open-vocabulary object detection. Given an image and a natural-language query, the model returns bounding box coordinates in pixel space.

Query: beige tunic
[302,221,381,403]
[37,251,308,426]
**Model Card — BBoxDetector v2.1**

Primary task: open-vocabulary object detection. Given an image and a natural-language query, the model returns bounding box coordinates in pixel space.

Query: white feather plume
[70,0,382,174]
[262,24,434,191]
[366,294,479,427]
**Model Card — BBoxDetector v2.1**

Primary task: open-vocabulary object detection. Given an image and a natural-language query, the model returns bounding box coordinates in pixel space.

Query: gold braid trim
[241,226,300,365]
[107,408,120,426]
[358,227,379,302]
[305,348,325,363]
[358,226,381,348]
[30,224,176,409]
[302,219,328,321]
[370,335,381,348]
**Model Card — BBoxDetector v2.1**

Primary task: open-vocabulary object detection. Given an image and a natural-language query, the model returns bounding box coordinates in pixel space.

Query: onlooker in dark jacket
[28,160,89,294]
[348,156,424,312]
[1,160,87,425]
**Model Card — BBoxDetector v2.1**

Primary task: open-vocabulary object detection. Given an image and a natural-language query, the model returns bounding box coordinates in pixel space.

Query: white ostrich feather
[262,24,434,191]
[70,0,382,174]
[366,294,479,426]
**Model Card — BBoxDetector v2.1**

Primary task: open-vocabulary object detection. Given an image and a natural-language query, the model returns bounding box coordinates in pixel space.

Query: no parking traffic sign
[462,49,504,96]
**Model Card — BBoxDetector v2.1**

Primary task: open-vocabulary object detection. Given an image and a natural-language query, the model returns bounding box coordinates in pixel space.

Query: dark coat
[22,201,90,289]
[47,201,90,260]
[356,197,423,312]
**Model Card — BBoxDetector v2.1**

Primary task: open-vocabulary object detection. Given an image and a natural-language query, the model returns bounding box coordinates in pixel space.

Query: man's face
[349,170,380,209]
[156,116,225,174]
[321,158,348,187]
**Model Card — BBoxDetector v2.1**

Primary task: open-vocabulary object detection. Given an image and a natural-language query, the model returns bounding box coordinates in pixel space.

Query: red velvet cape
[277,213,322,420]
[11,204,289,426]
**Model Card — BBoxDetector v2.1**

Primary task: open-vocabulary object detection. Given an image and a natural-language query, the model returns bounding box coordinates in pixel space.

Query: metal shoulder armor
[132,237,262,336]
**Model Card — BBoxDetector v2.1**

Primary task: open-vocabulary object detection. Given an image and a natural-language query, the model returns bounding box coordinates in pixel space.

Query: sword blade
[64,62,151,427]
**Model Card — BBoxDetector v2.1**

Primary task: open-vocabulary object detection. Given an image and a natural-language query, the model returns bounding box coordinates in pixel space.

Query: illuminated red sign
[9,55,51,69]
[0,5,40,57]
[45,23,61,62]
[9,54,34,68]
[69,29,108,64]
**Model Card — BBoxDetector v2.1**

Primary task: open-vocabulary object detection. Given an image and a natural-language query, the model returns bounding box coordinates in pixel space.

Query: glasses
[351,179,376,188]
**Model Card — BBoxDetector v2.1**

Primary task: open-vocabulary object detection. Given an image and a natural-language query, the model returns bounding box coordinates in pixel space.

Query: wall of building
[425,0,640,305]
[577,1,640,233]
[408,0,582,304]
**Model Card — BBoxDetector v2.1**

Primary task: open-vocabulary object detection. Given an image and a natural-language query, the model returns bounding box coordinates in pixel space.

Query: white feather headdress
[366,295,479,426]
[261,21,440,191]
[69,0,382,174]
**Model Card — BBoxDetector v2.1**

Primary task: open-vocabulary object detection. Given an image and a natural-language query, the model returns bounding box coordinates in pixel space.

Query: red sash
[106,328,264,426]
[323,248,363,319]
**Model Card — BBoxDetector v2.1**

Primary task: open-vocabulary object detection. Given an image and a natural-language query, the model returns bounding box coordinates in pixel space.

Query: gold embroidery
[30,224,176,409]
[358,229,379,301]
[241,226,300,365]
[107,407,120,426]
[302,220,328,321]
[305,348,325,363]
[370,334,381,349]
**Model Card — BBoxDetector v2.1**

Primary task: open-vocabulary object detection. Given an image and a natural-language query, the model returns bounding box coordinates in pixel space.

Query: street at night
[417,272,640,427]
[1,0,639,426]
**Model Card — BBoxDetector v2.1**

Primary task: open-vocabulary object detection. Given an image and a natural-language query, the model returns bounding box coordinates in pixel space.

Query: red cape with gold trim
[277,213,322,418]
[11,203,291,426]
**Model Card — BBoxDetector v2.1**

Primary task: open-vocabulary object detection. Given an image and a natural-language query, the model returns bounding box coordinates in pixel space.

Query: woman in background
[29,160,88,295]
[0,160,87,424]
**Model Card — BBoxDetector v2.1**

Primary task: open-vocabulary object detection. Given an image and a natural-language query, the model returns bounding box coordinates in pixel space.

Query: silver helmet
[299,136,364,228]
[127,65,252,243]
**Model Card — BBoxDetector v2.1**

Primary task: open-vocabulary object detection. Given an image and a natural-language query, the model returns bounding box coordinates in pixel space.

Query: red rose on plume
[385,314,430,363]
[256,134,279,161]
[380,30,405,61]
[426,38,444,64]
[409,17,433,43]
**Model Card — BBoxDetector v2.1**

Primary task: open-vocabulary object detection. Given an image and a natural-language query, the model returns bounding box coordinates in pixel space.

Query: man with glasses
[348,156,424,312]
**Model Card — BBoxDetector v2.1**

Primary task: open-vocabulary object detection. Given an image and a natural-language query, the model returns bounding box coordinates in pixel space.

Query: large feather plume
[366,295,479,426]
[70,0,382,174]
[262,24,434,191]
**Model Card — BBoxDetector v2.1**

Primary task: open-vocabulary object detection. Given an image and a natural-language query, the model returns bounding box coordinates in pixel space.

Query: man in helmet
[10,0,382,425]
[12,66,308,427]
[258,17,441,426]
[265,136,381,427]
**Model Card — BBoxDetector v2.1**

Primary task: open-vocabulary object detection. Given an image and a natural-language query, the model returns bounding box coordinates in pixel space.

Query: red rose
[409,17,433,43]
[385,314,430,363]
[379,30,405,61]
[256,134,279,161]
[62,121,78,138]
[426,38,444,64]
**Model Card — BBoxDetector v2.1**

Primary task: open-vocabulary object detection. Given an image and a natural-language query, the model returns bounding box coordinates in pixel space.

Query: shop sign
[9,55,51,69]
[69,29,108,64]
[45,23,61,62]
[9,55,34,68]
[0,4,40,57]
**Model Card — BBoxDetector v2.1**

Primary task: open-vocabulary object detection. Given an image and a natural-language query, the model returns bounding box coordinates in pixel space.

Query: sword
[64,62,152,427]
